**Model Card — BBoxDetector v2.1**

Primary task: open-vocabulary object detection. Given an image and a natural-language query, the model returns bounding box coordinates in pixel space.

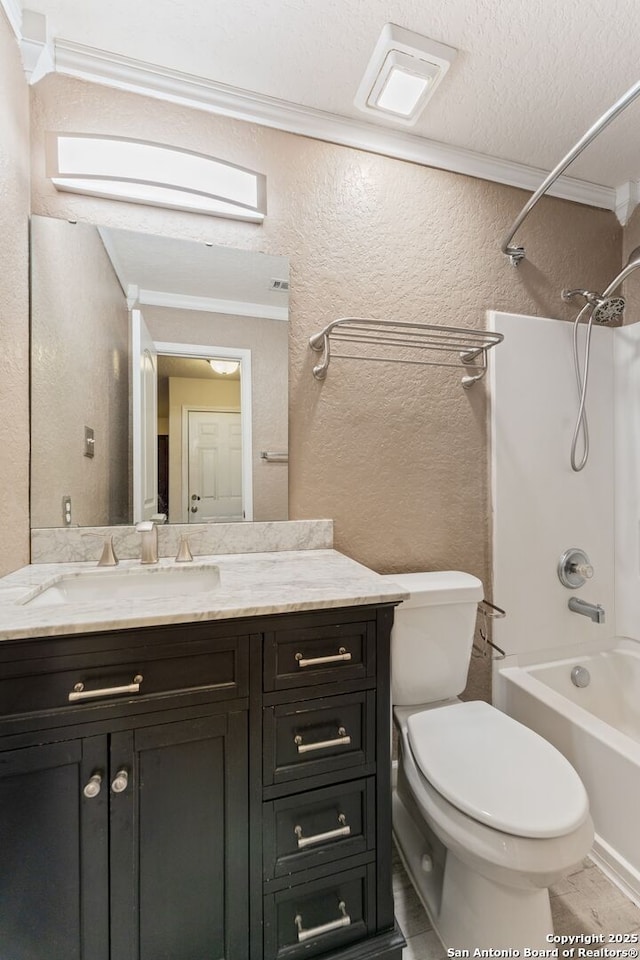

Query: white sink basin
[20,564,221,607]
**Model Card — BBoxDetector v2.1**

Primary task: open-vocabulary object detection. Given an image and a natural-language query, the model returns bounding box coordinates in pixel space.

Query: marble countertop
[0,550,408,641]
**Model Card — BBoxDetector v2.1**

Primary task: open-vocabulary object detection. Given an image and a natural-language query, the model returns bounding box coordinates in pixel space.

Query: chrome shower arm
[501,79,640,266]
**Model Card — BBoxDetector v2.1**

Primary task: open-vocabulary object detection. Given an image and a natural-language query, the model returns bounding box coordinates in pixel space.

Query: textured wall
[30,217,130,526]
[29,73,622,699]
[0,13,30,576]
[146,306,289,522]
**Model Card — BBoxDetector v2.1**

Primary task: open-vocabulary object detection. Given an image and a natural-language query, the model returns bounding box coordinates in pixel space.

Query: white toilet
[383,571,593,950]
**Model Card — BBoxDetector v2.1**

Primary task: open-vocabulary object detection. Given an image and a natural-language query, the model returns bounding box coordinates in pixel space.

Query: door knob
[191,505,198,513]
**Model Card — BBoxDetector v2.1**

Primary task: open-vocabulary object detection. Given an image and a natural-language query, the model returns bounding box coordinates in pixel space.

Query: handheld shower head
[561,288,625,324]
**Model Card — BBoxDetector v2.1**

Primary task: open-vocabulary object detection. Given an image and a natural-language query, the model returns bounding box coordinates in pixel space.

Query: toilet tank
[382,571,484,705]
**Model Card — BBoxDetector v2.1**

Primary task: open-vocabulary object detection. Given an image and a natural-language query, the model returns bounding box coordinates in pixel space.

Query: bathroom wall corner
[0,10,30,576]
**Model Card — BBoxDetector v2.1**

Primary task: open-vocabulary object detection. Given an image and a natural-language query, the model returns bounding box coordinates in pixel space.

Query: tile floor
[393,849,640,959]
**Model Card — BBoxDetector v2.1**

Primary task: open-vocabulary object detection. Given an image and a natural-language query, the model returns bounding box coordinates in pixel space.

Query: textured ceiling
[20,0,640,189]
[99,227,289,307]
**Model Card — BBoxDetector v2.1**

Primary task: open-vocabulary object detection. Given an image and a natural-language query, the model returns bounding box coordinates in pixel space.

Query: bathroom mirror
[30,215,289,528]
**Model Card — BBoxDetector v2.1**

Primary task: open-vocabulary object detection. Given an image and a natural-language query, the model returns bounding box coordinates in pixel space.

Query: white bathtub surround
[30,519,334,564]
[0,549,407,641]
[614,322,640,641]
[489,309,640,905]
[489,310,615,661]
[496,639,640,904]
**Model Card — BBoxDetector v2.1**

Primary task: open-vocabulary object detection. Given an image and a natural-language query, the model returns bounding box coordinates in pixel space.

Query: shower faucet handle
[558,548,594,589]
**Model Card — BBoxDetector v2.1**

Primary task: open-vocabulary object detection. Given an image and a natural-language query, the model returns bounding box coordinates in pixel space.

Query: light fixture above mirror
[46,133,267,222]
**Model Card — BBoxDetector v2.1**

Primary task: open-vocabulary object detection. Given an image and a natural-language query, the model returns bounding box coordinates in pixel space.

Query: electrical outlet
[62,496,72,526]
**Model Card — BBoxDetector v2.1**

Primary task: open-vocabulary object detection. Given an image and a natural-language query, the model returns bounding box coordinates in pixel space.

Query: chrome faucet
[136,521,158,564]
[568,597,605,624]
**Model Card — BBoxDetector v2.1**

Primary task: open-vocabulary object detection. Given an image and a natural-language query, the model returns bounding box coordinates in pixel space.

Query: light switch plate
[84,426,95,458]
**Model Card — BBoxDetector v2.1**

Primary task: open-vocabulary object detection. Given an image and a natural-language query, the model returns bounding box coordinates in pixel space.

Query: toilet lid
[406,701,589,838]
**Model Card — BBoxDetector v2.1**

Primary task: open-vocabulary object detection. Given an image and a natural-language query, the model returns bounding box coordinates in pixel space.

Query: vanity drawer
[263,691,375,786]
[0,636,248,719]
[263,620,375,692]
[263,864,373,960]
[263,778,375,880]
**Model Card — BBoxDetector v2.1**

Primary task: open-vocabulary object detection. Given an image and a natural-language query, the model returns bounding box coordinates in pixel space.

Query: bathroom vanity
[0,550,406,960]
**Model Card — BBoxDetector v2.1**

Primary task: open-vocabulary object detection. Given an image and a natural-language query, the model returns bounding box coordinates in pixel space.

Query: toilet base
[393,788,554,950]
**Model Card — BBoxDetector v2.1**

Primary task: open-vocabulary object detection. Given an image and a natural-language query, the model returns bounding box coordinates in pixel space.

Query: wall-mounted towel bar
[309,317,503,387]
[473,599,507,660]
[260,451,288,462]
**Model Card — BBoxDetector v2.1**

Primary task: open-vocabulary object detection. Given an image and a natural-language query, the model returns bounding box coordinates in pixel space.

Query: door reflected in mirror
[30,216,289,528]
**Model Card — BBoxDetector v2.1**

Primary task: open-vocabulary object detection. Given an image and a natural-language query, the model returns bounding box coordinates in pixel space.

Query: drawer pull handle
[294,727,351,754]
[295,647,352,668]
[294,814,350,848]
[295,900,351,943]
[83,772,103,799]
[68,675,143,702]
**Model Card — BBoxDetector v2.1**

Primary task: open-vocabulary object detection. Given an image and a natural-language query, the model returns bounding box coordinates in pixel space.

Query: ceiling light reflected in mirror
[209,359,240,376]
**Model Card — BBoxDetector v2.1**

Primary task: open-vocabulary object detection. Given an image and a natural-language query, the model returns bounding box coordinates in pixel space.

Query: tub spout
[568,597,605,624]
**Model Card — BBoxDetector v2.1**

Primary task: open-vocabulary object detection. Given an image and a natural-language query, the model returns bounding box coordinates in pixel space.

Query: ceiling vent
[354,23,457,126]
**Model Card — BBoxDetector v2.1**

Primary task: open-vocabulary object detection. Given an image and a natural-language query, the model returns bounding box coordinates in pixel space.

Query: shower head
[591,296,626,324]
[561,288,626,324]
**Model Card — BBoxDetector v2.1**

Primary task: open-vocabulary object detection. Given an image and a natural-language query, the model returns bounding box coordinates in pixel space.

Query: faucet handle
[558,548,594,589]
[136,520,154,533]
[175,534,193,563]
[571,562,594,580]
[83,532,119,566]
[97,535,119,567]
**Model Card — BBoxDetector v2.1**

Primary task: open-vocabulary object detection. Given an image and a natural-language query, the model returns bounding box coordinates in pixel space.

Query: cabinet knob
[83,772,103,799]
[111,769,129,793]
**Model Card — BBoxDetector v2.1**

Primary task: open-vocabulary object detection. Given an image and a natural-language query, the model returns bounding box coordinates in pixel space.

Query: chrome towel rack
[473,599,507,660]
[260,451,288,462]
[309,317,503,387]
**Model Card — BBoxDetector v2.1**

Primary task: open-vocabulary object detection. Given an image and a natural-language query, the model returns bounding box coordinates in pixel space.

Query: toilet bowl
[382,572,594,950]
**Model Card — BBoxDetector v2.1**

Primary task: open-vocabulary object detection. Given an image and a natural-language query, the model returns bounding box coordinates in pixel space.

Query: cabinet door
[0,735,109,960]
[110,711,248,960]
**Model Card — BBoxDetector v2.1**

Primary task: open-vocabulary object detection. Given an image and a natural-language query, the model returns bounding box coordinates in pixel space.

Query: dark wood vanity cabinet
[0,605,404,960]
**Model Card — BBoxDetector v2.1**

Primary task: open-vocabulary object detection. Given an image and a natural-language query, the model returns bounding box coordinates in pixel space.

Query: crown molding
[137,288,289,321]
[615,180,640,226]
[53,39,616,213]
[0,0,21,40]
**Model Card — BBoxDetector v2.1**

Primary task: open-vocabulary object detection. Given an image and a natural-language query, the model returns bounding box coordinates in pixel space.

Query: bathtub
[495,638,640,903]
